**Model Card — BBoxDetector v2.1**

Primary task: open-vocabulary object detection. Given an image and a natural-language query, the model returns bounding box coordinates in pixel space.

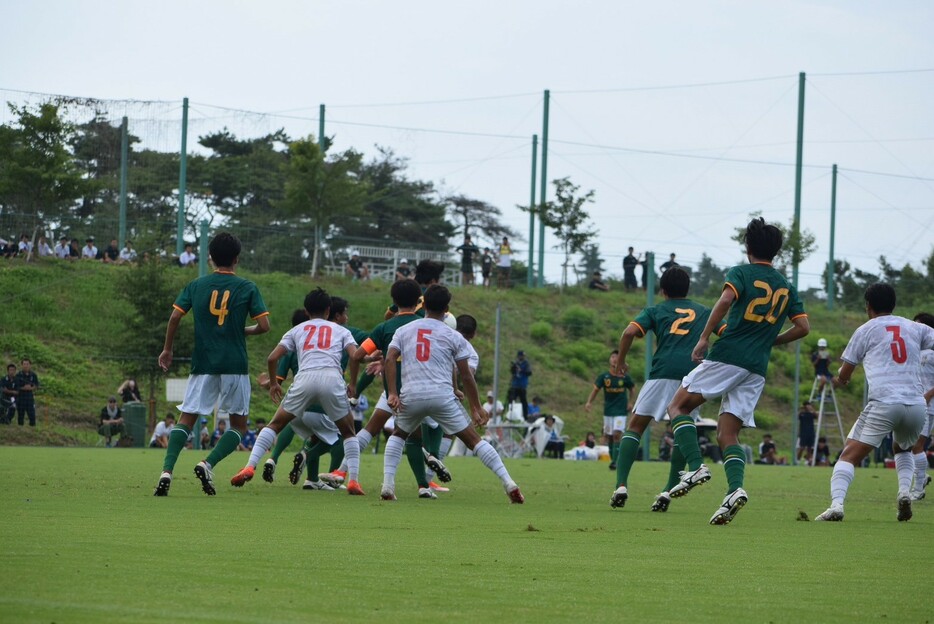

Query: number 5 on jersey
[416,329,432,362]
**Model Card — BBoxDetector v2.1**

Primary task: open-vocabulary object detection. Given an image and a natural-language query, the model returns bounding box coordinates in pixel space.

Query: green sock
[205,429,242,468]
[609,440,618,464]
[671,416,702,471]
[162,425,191,473]
[422,424,443,457]
[405,437,429,488]
[664,444,687,492]
[723,445,746,493]
[305,440,331,480]
[270,424,295,463]
[615,430,642,487]
[328,437,345,472]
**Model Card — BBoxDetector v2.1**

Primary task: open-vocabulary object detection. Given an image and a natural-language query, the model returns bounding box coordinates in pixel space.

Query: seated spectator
[345,252,369,280]
[54,235,70,259]
[395,258,411,281]
[150,413,175,448]
[35,236,53,258]
[698,432,723,464]
[527,395,543,420]
[199,417,210,448]
[543,415,565,459]
[482,390,505,422]
[68,238,80,260]
[758,434,787,465]
[588,270,609,291]
[102,239,120,264]
[814,437,832,466]
[18,233,33,256]
[210,418,228,448]
[239,418,265,450]
[580,431,597,449]
[118,378,142,404]
[658,426,674,462]
[178,243,198,267]
[81,237,99,260]
[98,396,125,446]
[118,240,137,264]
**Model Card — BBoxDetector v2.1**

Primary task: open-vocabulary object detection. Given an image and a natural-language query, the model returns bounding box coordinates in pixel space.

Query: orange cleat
[231,466,255,487]
[346,479,366,496]
[428,481,450,493]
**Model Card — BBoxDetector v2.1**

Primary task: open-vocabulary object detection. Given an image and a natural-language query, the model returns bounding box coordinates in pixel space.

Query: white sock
[912,452,928,491]
[382,435,405,489]
[439,437,453,460]
[343,437,360,482]
[895,451,914,494]
[338,429,373,473]
[249,428,277,468]
[830,460,855,507]
[474,440,512,485]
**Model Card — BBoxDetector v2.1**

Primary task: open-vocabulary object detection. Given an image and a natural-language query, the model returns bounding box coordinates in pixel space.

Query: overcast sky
[3,1,933,289]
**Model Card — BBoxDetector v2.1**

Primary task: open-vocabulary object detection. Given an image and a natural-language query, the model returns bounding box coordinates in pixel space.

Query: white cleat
[194,461,216,496]
[153,471,172,496]
[669,464,712,498]
[815,503,844,522]
[418,487,438,499]
[709,488,748,525]
[302,480,335,491]
[380,485,397,501]
[505,481,525,504]
[262,458,276,483]
[610,486,628,509]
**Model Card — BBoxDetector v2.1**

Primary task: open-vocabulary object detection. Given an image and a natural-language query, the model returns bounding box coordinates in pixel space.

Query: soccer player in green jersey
[666,218,809,524]
[609,266,723,511]
[154,232,270,496]
[584,351,635,471]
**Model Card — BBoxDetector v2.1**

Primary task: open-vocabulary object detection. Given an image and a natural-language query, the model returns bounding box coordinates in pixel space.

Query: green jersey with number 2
[631,299,720,380]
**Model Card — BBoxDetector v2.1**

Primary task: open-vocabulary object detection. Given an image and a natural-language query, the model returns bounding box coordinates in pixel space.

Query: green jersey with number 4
[173,271,268,375]
[708,262,806,377]
[631,299,719,380]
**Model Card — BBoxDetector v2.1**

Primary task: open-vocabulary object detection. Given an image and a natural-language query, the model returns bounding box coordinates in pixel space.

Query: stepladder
[807,375,846,466]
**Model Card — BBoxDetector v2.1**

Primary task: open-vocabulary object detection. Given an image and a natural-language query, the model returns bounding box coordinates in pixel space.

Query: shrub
[561,305,596,338]
[529,321,552,342]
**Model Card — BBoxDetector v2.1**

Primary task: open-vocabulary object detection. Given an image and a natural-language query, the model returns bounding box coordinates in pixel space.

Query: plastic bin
[123,403,148,448]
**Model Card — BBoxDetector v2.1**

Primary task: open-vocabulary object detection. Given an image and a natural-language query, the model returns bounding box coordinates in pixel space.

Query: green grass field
[0,447,926,623]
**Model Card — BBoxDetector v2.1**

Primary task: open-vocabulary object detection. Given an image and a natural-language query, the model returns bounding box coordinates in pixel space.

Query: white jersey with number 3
[279,319,356,373]
[388,318,471,402]
[841,315,934,404]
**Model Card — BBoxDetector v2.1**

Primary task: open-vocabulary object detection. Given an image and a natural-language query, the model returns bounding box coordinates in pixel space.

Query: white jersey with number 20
[388,318,471,402]
[279,319,356,374]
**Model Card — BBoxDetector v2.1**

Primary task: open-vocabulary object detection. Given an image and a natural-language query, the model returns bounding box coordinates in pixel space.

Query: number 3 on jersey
[886,325,908,364]
[416,329,432,362]
[302,324,332,351]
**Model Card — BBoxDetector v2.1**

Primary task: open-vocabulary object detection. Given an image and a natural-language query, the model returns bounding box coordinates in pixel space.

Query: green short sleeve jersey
[631,299,719,380]
[173,271,268,375]
[363,313,420,393]
[593,372,634,416]
[708,262,806,377]
[276,351,299,382]
[344,327,370,371]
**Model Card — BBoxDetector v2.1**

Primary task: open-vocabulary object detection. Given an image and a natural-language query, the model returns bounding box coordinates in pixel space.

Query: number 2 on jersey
[416,329,432,362]
[669,308,696,335]
[742,280,789,325]
[209,290,231,326]
[302,324,332,350]
[886,325,908,364]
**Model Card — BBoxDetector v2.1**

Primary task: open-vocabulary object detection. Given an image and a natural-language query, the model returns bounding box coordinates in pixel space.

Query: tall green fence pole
[827,164,837,310]
[790,72,806,464]
[176,97,189,257]
[198,219,209,278]
[641,252,655,460]
[537,90,550,288]
[527,134,538,287]
[118,116,129,250]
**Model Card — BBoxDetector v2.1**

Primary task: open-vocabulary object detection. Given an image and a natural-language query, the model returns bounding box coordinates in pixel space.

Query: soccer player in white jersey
[908,312,934,500]
[230,288,365,495]
[380,285,524,503]
[816,284,934,522]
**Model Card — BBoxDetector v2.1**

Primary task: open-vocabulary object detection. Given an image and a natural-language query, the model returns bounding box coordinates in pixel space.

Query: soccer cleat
[194,461,216,496]
[319,470,346,488]
[610,486,628,509]
[380,484,396,501]
[651,491,671,513]
[346,479,365,496]
[303,480,335,491]
[609,462,617,471]
[153,471,172,497]
[910,490,926,501]
[428,481,450,493]
[897,492,913,522]
[815,504,844,522]
[709,488,748,525]
[418,487,438,499]
[262,459,276,483]
[505,482,525,504]
[669,464,712,498]
[230,465,255,487]
[289,451,307,486]
[425,454,452,483]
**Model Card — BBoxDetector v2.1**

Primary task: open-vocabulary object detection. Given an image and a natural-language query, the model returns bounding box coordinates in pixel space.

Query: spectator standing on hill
[14,358,39,427]
[395,258,411,281]
[102,239,120,264]
[588,270,609,291]
[1,364,17,424]
[54,235,70,259]
[496,237,512,288]
[81,237,98,260]
[68,239,80,260]
[508,350,532,420]
[98,397,125,447]
[456,235,480,285]
[659,253,679,274]
[119,241,137,264]
[481,248,494,288]
[797,401,817,463]
[150,413,175,448]
[623,247,639,291]
[178,243,198,267]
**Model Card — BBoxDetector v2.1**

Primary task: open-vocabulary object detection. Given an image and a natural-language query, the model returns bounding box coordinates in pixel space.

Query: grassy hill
[1,257,918,455]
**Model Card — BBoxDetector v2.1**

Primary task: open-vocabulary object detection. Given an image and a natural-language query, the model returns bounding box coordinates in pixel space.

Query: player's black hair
[864,282,896,314]
[6,363,15,371]
[20,357,30,364]
[743,217,783,261]
[423,284,452,313]
[291,308,309,327]
[390,278,422,308]
[414,259,445,285]
[456,314,477,338]
[165,412,175,421]
[659,266,690,298]
[329,297,349,320]
[304,287,332,316]
[611,349,619,356]
[208,232,241,267]
[913,312,934,329]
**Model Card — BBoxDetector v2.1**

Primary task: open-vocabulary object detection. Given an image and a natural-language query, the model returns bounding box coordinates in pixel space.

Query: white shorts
[680,361,765,427]
[280,369,350,422]
[375,391,392,414]
[847,402,926,450]
[178,374,251,416]
[602,416,627,435]
[424,417,440,429]
[290,411,340,446]
[394,396,470,435]
[633,379,701,422]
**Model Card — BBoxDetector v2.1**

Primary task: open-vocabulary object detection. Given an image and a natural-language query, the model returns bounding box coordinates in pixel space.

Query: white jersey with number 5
[388,318,471,402]
[279,319,356,373]
[841,315,934,404]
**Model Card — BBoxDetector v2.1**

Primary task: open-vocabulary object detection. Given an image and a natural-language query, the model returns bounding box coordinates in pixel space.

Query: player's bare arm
[773,314,810,346]
[693,287,735,362]
[584,386,599,411]
[244,314,271,336]
[344,344,358,399]
[384,346,401,409]
[265,344,289,404]
[832,361,856,388]
[158,309,184,371]
[614,324,640,375]
[456,358,486,426]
